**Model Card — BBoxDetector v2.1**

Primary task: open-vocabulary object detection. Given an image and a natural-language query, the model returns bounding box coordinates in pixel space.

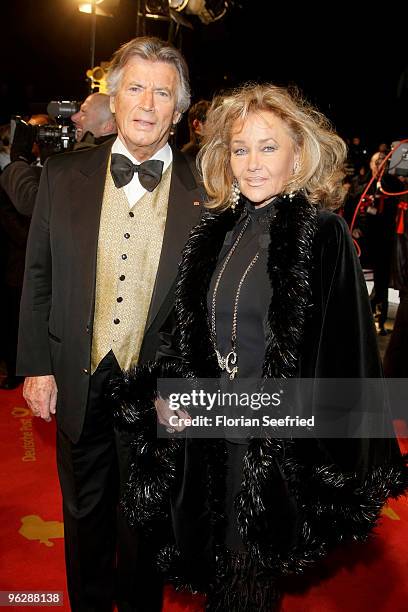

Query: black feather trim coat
[112,193,408,609]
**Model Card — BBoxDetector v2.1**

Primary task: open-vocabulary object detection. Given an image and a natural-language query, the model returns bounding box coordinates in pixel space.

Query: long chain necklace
[211,216,259,379]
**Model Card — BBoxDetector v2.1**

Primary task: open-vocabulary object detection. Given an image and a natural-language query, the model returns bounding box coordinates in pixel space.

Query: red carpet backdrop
[1,387,407,611]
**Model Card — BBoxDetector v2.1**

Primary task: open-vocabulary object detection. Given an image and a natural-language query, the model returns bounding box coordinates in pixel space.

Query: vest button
[124,233,130,239]
[117,296,123,303]
[114,318,120,325]
[119,275,125,281]
[129,211,134,218]
[122,254,127,260]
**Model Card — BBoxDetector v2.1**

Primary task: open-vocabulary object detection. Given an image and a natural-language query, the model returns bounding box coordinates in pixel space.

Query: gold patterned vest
[91,162,172,373]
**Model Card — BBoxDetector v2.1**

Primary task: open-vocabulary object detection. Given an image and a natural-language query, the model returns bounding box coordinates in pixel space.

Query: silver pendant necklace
[211,216,259,379]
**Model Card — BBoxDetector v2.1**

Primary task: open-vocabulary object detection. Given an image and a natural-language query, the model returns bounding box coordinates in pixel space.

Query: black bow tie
[110,153,164,191]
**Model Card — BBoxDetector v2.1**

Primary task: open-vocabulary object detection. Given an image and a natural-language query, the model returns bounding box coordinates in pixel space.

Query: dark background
[2,0,407,150]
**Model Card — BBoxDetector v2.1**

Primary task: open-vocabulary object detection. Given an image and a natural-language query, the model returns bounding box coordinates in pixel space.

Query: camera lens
[47,101,79,119]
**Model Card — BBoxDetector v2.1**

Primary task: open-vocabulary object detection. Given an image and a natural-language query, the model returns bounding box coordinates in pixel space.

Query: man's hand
[155,396,189,432]
[352,228,363,239]
[10,121,36,164]
[23,375,58,422]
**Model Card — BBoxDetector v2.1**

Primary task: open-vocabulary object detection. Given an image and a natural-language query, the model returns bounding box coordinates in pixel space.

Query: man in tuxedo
[17,37,203,611]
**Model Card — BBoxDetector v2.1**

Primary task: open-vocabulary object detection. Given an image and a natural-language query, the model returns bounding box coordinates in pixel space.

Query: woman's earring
[293,161,300,174]
[230,179,240,210]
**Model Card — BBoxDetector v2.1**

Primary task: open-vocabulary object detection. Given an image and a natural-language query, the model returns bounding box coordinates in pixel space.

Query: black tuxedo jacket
[17,138,204,442]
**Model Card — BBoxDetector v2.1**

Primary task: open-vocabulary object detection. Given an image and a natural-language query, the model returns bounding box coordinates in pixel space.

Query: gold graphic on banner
[12,406,37,461]
[19,515,64,547]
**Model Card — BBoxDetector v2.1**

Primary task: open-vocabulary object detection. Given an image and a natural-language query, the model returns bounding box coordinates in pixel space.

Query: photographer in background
[71,92,116,146]
[365,152,400,334]
[0,114,55,216]
[0,97,116,389]
[0,114,49,389]
[346,151,401,334]
[1,96,116,217]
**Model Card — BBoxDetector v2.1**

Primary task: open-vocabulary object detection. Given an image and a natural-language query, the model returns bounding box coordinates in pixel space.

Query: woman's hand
[155,396,190,432]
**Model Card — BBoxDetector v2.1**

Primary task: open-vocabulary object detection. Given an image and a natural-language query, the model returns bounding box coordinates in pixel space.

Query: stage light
[145,0,170,17]
[77,1,119,77]
[169,0,190,9]
[187,0,228,24]
[140,0,235,34]
[77,0,118,17]
[170,0,232,25]
[78,1,111,16]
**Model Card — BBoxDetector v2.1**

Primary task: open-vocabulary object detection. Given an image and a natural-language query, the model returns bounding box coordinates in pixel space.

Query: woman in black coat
[113,84,408,611]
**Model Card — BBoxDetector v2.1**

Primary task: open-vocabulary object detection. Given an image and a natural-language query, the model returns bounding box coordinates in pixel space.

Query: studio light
[145,0,170,18]
[77,0,119,17]
[169,0,190,9]
[78,1,111,16]
[76,1,119,77]
[171,0,231,24]
[140,0,236,38]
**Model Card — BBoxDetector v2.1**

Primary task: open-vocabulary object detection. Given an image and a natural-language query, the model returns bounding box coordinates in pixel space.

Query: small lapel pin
[193,200,200,206]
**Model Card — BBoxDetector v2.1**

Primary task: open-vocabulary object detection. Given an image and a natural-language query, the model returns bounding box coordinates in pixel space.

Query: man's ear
[110,96,116,114]
[173,110,181,125]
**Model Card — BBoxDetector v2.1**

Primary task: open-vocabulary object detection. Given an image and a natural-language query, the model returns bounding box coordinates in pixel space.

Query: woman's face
[230,110,298,206]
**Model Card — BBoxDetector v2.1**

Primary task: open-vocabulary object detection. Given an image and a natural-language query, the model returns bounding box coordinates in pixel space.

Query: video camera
[389,141,408,177]
[10,100,79,156]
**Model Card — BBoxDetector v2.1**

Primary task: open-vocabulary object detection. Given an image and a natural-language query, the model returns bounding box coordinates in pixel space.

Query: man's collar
[111,137,172,169]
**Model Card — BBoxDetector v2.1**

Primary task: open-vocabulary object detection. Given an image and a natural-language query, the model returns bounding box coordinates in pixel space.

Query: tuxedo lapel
[145,149,203,331]
[69,140,113,324]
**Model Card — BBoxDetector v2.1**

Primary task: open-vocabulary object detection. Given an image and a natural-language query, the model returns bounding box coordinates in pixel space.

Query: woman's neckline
[243,195,277,218]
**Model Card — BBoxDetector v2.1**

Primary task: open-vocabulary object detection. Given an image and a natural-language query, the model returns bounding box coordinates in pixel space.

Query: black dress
[208,197,274,379]
[208,198,298,555]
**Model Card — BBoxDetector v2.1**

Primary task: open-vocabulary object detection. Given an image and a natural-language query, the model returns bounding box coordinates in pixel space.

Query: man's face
[71,95,104,141]
[110,57,181,161]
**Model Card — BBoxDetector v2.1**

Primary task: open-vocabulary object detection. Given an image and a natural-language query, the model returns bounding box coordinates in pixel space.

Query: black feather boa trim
[263,194,316,378]
[175,203,239,377]
[235,438,408,577]
[206,549,282,612]
[110,359,192,529]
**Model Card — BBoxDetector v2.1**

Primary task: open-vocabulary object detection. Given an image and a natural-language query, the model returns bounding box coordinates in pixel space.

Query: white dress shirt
[111,138,173,207]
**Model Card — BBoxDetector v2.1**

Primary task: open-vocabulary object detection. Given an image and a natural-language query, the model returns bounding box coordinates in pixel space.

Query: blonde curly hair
[198,84,347,210]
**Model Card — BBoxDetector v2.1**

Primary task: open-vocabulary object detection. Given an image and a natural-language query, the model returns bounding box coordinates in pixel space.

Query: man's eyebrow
[126,82,171,92]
